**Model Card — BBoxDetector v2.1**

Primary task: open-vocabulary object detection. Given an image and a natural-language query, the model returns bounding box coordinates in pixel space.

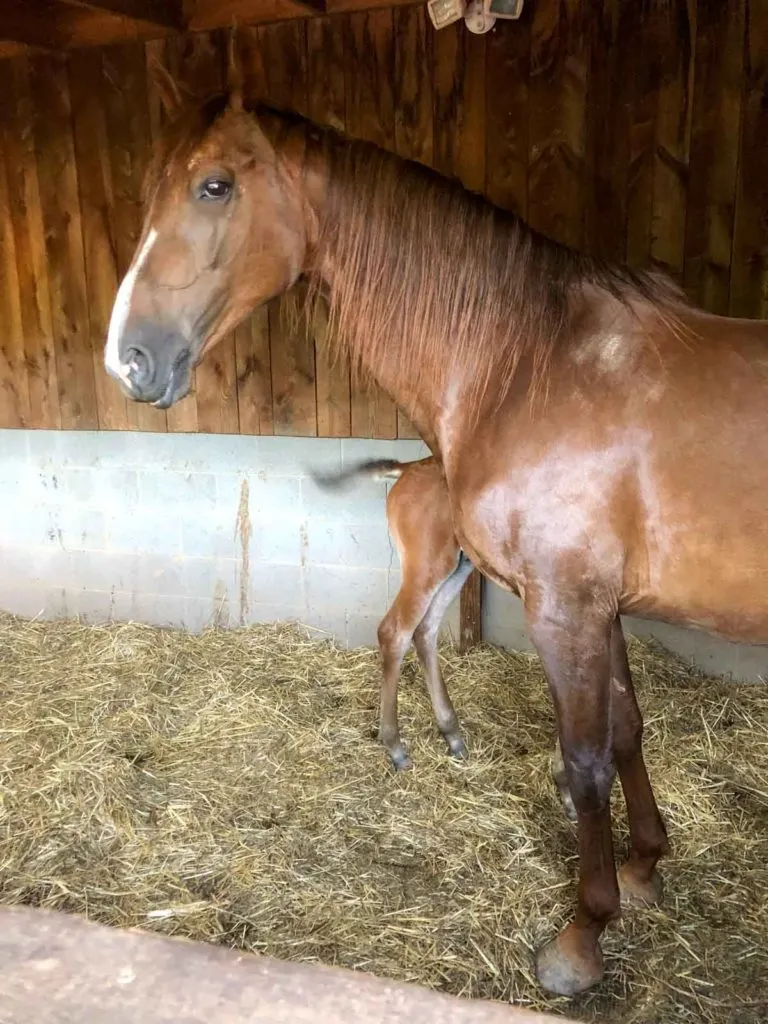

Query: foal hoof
[618,865,664,908]
[558,787,578,824]
[388,748,413,772]
[445,732,468,760]
[535,932,604,997]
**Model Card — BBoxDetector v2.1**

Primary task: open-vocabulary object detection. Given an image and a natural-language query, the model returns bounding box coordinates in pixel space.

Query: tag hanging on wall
[425,0,466,29]
[426,0,524,32]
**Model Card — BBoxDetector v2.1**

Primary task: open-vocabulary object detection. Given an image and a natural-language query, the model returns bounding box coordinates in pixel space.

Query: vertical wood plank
[485,9,529,215]
[235,307,274,435]
[177,30,240,435]
[583,0,629,260]
[145,35,199,433]
[730,0,768,318]
[0,59,59,429]
[29,54,99,431]
[684,0,746,314]
[101,42,167,433]
[259,20,317,437]
[624,10,663,267]
[393,4,432,440]
[459,570,483,653]
[527,0,589,247]
[69,48,130,432]
[345,9,398,440]
[0,101,27,428]
[432,24,486,193]
[307,15,351,438]
[651,0,696,283]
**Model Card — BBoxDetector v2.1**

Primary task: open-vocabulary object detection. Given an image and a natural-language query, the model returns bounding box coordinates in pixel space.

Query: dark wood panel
[730,0,768,318]
[345,8,398,440]
[0,59,60,429]
[1,4,768,440]
[684,0,746,313]
[29,54,99,430]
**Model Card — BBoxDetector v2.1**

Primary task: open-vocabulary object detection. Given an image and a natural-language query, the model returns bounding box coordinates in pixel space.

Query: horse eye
[199,177,232,202]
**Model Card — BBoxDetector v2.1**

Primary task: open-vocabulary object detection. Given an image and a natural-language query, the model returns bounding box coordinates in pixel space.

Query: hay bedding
[0,614,767,1023]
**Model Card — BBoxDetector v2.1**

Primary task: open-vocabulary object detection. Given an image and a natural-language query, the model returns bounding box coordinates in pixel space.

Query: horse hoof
[559,788,578,824]
[445,733,468,760]
[618,865,664,907]
[389,749,413,771]
[535,932,604,997]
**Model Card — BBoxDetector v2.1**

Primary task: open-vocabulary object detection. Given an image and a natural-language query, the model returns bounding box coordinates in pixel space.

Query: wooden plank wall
[0,0,767,436]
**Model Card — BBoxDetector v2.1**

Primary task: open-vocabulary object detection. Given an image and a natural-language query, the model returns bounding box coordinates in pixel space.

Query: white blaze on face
[104,227,159,382]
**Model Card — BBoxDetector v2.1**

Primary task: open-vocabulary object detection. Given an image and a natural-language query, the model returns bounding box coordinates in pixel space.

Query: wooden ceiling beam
[188,0,418,32]
[63,0,185,29]
[0,1,70,49]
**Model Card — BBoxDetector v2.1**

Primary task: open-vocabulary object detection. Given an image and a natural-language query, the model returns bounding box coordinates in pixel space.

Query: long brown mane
[297,111,688,415]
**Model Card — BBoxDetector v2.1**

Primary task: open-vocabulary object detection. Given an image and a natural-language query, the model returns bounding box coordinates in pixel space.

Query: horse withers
[104,56,768,996]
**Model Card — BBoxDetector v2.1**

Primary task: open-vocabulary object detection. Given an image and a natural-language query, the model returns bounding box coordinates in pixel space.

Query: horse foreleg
[413,554,474,759]
[609,618,669,905]
[528,600,618,997]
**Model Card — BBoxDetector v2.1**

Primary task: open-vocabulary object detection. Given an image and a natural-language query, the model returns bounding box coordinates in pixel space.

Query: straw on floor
[1,613,767,1022]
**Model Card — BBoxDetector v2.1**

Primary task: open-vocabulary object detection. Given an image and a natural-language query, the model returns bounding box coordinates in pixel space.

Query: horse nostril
[124,346,153,388]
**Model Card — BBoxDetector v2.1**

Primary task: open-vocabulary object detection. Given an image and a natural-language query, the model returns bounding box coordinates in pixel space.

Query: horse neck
[295,132,459,455]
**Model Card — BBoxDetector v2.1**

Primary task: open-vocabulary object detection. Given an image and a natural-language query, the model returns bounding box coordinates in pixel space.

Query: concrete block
[183,595,233,632]
[387,569,403,603]
[247,477,304,521]
[0,585,48,619]
[0,546,72,591]
[245,435,342,478]
[0,428,29,460]
[304,565,388,616]
[57,468,140,509]
[249,564,303,607]
[180,557,238,601]
[301,476,388,524]
[346,614,381,649]
[299,607,349,645]
[181,511,238,559]
[74,589,116,624]
[249,518,305,566]
[140,470,217,510]
[108,510,183,556]
[67,550,138,593]
[47,506,107,552]
[247,603,304,627]
[131,592,186,629]
[303,519,394,570]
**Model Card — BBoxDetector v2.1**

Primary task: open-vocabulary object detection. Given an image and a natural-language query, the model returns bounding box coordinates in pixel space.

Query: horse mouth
[152,350,192,409]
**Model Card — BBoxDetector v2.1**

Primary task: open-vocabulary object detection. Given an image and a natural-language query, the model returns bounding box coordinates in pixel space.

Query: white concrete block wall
[0,429,766,680]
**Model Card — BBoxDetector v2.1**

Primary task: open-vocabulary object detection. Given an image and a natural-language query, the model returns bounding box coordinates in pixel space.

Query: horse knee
[612,702,643,766]
[563,745,615,814]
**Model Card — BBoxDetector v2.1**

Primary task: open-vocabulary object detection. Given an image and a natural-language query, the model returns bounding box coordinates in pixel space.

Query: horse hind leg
[610,618,669,907]
[412,554,474,760]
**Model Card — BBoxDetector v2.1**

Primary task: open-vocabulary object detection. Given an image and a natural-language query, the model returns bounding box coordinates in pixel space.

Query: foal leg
[377,564,458,769]
[528,600,618,996]
[551,737,578,823]
[609,618,668,905]
[412,554,474,759]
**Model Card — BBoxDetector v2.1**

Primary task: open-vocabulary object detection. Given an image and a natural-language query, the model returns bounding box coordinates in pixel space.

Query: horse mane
[292,112,689,418]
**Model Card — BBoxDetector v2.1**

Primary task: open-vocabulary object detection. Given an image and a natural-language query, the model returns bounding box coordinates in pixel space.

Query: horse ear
[227,24,244,113]
[149,58,185,119]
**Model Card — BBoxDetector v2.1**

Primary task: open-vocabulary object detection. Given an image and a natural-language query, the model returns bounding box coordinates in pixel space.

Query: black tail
[308,459,407,492]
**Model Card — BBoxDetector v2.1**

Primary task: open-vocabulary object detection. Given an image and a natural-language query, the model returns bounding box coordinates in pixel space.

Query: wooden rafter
[0,0,421,55]
[64,0,184,29]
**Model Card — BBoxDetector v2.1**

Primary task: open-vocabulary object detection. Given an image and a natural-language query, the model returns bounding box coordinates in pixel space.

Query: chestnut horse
[104,65,768,996]
[312,454,578,820]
